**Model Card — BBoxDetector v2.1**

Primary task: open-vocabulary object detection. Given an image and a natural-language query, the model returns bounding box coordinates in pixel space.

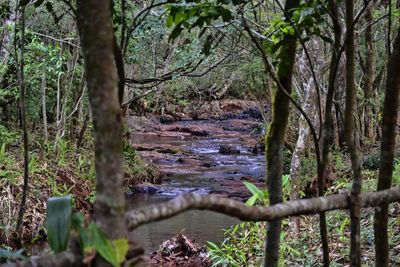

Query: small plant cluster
[207,164,400,266]
[45,196,128,267]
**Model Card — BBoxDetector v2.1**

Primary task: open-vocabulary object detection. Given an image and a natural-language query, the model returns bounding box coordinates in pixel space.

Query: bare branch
[126,187,400,231]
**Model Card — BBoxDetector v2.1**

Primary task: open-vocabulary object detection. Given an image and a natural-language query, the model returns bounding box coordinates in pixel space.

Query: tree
[75,0,127,264]
[374,28,400,267]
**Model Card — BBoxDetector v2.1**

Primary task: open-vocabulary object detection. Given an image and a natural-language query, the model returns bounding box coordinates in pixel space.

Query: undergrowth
[207,149,400,266]
[0,124,161,249]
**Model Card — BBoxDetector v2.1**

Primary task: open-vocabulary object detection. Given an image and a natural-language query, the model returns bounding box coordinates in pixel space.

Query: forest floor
[0,129,161,249]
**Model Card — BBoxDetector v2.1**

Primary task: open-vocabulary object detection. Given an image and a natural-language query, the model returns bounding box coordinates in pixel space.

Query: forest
[0,0,400,266]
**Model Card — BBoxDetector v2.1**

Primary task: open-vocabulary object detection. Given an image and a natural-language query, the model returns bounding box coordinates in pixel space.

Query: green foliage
[208,181,300,266]
[243,181,268,206]
[165,0,247,55]
[207,221,265,267]
[46,196,72,253]
[264,0,329,58]
[0,125,19,146]
[0,143,21,183]
[46,197,129,266]
[207,182,267,265]
[72,213,129,267]
[393,159,400,185]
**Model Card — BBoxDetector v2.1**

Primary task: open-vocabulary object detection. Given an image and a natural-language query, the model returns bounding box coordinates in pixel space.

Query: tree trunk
[0,1,15,85]
[345,0,363,265]
[317,1,343,265]
[363,5,375,141]
[289,39,319,234]
[374,29,400,267]
[15,5,29,247]
[264,0,298,265]
[76,1,128,265]
[41,73,48,143]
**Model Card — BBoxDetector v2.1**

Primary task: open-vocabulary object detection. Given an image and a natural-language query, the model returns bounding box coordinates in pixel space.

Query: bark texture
[345,0,363,265]
[125,187,400,231]
[76,0,127,245]
[374,29,400,267]
[264,0,298,265]
[289,39,319,233]
[317,2,342,265]
[363,5,375,140]
[15,6,29,246]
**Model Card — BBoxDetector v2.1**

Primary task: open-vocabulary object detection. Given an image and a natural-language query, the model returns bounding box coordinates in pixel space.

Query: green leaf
[169,25,183,41]
[215,6,233,22]
[166,14,174,28]
[46,196,72,253]
[245,194,258,206]
[18,0,30,7]
[90,224,117,266]
[202,34,213,55]
[243,181,263,197]
[112,239,129,265]
[207,241,221,251]
[89,224,128,267]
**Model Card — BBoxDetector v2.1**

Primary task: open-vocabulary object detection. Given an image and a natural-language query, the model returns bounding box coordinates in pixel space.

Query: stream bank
[126,100,267,254]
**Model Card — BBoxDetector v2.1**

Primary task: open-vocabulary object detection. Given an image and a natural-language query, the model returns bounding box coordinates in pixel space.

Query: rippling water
[128,120,265,253]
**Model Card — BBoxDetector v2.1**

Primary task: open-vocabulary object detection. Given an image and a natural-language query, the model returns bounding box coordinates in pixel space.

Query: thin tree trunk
[374,29,400,267]
[41,73,48,143]
[0,3,15,86]
[15,5,29,247]
[289,40,318,234]
[264,0,298,265]
[76,1,128,265]
[345,0,363,265]
[317,1,343,265]
[75,110,90,151]
[363,5,374,140]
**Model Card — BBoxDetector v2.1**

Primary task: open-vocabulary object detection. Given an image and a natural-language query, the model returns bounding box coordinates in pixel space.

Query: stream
[127,119,265,253]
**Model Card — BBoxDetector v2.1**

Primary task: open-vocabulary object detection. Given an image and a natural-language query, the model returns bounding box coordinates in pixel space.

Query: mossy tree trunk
[264,0,298,265]
[76,0,127,256]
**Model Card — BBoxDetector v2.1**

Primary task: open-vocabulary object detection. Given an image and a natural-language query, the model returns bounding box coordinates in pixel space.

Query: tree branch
[126,186,400,231]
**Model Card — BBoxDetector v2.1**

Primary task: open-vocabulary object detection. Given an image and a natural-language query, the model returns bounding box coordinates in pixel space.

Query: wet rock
[131,183,159,194]
[161,124,209,136]
[132,144,182,154]
[240,176,252,181]
[219,145,240,155]
[221,119,260,132]
[159,114,175,124]
[210,188,232,195]
[228,191,251,200]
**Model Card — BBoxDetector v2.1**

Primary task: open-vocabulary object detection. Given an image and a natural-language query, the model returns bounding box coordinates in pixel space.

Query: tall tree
[76,0,128,262]
[345,0,363,264]
[363,4,375,140]
[15,3,29,247]
[374,29,400,267]
[264,0,298,265]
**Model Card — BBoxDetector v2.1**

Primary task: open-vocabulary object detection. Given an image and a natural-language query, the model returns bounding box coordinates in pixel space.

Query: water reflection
[128,194,239,253]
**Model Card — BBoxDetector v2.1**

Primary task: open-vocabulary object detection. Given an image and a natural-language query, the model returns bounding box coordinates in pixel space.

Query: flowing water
[128,120,265,253]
